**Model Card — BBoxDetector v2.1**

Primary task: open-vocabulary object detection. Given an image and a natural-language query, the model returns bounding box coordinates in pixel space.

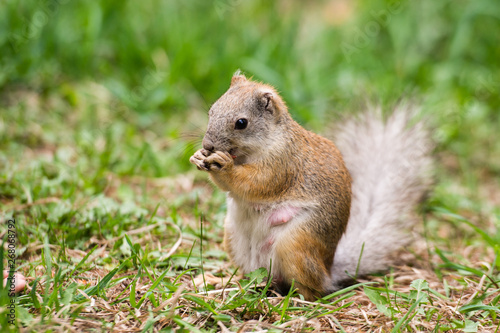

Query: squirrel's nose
[202,138,215,152]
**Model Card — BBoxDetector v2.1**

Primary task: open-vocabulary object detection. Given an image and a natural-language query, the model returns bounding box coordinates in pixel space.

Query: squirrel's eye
[234,118,248,130]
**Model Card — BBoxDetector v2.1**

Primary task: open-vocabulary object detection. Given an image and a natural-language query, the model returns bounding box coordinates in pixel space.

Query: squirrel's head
[202,73,289,164]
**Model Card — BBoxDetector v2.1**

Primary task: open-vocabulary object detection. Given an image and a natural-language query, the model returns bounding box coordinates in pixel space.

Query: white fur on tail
[331,105,433,287]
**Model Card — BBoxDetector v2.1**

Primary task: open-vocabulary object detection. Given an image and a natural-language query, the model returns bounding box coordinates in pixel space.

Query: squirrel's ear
[231,71,247,87]
[258,90,275,114]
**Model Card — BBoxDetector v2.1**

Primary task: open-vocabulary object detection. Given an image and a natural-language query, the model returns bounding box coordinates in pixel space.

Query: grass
[0,0,499,331]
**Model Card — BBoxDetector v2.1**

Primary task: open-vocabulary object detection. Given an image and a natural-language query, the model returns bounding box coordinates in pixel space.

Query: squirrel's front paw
[189,149,210,171]
[204,151,234,171]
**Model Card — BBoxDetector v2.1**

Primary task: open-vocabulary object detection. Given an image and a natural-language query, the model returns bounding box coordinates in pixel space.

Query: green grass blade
[391,295,426,332]
[75,258,130,302]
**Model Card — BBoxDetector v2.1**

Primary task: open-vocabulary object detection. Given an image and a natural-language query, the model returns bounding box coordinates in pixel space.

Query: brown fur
[274,227,334,299]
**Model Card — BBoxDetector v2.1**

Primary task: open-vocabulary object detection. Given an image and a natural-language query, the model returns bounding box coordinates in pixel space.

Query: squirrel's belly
[225,197,274,272]
[225,195,313,273]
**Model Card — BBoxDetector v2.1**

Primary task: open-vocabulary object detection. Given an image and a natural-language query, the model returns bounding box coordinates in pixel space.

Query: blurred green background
[1,0,499,201]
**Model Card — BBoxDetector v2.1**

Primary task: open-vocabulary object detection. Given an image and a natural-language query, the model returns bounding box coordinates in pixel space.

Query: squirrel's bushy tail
[331,105,433,287]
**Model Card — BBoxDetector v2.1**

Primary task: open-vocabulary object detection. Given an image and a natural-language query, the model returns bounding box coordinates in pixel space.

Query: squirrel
[190,73,432,301]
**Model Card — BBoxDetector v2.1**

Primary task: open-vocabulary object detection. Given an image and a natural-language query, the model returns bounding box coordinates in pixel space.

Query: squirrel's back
[331,105,433,287]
